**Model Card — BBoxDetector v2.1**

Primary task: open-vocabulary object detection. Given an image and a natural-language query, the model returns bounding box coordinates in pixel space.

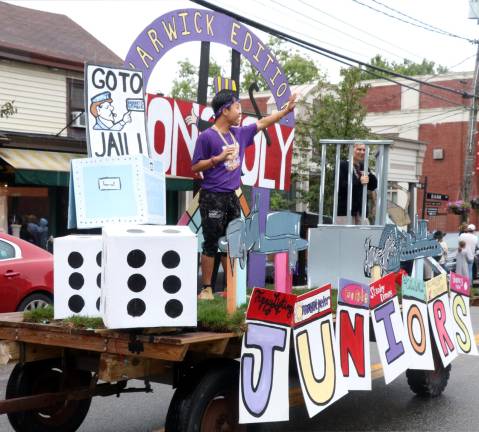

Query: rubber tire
[6,359,92,432]
[16,293,52,312]
[169,361,244,432]
[406,346,451,397]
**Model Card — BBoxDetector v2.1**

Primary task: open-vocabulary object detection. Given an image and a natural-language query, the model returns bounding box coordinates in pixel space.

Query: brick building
[362,71,476,232]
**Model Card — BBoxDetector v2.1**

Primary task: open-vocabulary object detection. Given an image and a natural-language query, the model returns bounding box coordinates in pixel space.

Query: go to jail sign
[85,64,149,158]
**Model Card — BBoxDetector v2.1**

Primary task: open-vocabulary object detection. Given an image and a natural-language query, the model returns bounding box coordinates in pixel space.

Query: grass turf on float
[22,288,338,333]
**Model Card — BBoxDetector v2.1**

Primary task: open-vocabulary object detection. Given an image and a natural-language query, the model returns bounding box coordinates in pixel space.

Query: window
[0,240,16,260]
[67,79,85,137]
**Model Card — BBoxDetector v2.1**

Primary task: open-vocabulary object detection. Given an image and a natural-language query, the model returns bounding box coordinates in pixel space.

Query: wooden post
[226,255,247,314]
[227,257,238,315]
[274,252,292,294]
[370,265,382,283]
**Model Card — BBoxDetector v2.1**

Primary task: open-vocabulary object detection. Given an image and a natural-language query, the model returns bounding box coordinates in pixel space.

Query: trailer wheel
[406,348,451,397]
[169,360,245,432]
[6,359,92,432]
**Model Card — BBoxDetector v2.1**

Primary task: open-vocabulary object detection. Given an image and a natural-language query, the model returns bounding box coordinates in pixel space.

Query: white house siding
[0,61,82,136]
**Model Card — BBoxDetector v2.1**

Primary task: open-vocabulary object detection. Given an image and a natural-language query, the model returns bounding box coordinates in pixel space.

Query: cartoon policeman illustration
[89,91,132,131]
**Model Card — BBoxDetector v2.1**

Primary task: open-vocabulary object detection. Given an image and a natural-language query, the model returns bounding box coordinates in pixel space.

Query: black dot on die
[69,272,84,290]
[127,249,146,268]
[68,295,84,313]
[128,274,146,292]
[68,252,83,269]
[163,275,181,294]
[96,297,100,311]
[96,252,102,267]
[127,298,146,317]
[162,250,180,269]
[165,299,183,318]
[96,273,101,288]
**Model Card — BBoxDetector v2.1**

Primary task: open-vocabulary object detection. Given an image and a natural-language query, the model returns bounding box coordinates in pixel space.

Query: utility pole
[462,41,479,222]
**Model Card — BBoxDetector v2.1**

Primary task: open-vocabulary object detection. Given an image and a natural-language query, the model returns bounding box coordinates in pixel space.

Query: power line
[265,0,413,63]
[372,108,466,134]
[190,0,476,99]
[241,1,471,110]
[351,0,477,44]
[298,0,426,62]
[369,0,475,42]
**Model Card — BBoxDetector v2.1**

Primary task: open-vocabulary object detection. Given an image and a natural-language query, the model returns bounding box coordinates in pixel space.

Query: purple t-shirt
[192,123,257,192]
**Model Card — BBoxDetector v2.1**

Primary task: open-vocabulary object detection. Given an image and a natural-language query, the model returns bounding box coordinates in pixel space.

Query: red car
[0,233,53,312]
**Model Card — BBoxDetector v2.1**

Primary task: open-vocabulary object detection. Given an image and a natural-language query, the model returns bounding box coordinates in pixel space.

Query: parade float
[0,5,477,432]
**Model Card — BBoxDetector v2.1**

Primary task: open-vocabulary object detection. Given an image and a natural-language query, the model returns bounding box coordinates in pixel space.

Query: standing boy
[192,89,296,299]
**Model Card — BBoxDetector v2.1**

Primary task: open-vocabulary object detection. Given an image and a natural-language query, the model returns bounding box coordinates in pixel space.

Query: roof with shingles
[0,1,122,67]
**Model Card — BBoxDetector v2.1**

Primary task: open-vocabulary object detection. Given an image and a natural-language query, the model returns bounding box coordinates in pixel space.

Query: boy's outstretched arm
[256,93,297,131]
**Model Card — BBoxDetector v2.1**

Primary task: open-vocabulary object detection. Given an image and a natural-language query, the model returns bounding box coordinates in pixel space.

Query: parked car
[0,233,53,312]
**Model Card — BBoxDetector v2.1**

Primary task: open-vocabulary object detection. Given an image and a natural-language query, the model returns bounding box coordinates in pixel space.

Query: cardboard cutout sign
[293,285,348,418]
[336,278,371,391]
[85,64,149,158]
[240,288,295,424]
[401,276,435,370]
[449,272,478,356]
[370,273,411,384]
[426,274,458,367]
[147,95,294,190]
[68,155,166,229]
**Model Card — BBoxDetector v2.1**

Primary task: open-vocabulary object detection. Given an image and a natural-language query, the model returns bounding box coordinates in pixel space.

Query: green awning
[15,170,194,191]
[16,169,70,187]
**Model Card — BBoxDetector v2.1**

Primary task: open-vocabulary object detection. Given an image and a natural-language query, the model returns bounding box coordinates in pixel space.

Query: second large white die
[54,235,102,319]
[101,225,197,329]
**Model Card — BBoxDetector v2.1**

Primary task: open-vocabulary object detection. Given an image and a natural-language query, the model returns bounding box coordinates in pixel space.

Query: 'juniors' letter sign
[85,64,149,158]
[401,276,434,370]
[293,285,348,418]
[336,278,371,391]
[427,274,458,367]
[239,288,296,424]
[370,273,411,384]
[449,272,478,356]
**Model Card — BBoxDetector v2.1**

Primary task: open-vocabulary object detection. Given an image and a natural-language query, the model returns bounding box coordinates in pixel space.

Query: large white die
[102,225,197,329]
[54,235,102,319]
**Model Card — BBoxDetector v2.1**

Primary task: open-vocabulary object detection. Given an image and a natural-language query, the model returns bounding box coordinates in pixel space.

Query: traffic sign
[426,193,449,201]
[426,207,438,216]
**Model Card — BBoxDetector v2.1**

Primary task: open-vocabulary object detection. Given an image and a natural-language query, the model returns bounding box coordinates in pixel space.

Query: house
[362,71,476,232]
[0,1,122,238]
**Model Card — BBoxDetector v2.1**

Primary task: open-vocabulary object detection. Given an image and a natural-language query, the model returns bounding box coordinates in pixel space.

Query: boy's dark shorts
[199,189,240,257]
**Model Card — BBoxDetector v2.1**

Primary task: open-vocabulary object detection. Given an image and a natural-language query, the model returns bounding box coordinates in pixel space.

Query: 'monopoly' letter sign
[124,9,295,190]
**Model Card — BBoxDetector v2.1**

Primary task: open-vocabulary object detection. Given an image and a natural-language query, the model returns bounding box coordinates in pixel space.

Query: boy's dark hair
[211,89,236,116]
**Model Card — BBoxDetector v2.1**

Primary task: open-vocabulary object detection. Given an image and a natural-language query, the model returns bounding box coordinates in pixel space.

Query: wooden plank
[154,332,236,345]
[188,338,230,356]
[98,353,173,382]
[0,312,24,323]
[105,339,188,362]
[0,341,62,365]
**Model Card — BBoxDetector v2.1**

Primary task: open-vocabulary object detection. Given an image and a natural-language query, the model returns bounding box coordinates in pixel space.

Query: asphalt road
[1,308,479,432]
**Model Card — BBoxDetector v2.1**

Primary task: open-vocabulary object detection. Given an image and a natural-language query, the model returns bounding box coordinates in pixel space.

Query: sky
[6,0,479,94]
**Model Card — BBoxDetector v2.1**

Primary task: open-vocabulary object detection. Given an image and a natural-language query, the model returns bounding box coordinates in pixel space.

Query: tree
[292,67,372,213]
[359,55,449,80]
[0,101,17,119]
[241,37,320,93]
[171,59,223,100]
